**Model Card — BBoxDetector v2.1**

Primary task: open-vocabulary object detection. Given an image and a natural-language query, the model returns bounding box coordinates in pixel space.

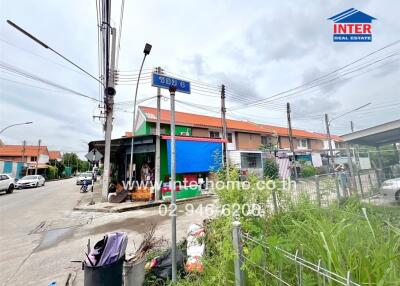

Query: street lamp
[128,43,152,184]
[0,121,33,134]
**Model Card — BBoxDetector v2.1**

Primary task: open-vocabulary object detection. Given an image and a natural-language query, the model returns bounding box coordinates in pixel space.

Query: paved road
[0,178,216,285]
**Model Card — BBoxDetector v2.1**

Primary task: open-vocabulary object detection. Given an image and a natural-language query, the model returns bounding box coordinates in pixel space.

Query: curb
[73,194,217,213]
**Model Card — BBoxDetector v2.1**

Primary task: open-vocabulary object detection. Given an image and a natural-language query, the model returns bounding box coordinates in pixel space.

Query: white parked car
[76,172,94,185]
[380,178,400,201]
[16,175,45,188]
[0,174,15,194]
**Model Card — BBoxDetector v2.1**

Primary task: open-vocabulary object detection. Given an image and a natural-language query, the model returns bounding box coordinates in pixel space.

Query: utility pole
[169,85,177,283]
[155,67,162,200]
[22,140,26,176]
[350,121,354,132]
[21,140,26,164]
[325,113,335,170]
[221,84,229,180]
[286,103,298,180]
[101,23,117,201]
[35,139,41,175]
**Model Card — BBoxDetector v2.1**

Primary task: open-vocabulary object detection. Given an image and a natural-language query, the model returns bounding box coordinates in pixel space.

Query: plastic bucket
[84,256,124,286]
[123,258,146,286]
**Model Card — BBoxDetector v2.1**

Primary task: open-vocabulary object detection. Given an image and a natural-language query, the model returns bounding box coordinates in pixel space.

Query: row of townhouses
[134,106,343,153]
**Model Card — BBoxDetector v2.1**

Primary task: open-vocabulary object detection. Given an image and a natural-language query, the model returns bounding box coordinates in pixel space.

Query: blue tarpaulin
[166,140,222,173]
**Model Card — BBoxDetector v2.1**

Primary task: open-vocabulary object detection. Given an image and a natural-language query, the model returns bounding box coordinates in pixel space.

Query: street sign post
[151,73,190,282]
[85,149,103,163]
[151,73,191,94]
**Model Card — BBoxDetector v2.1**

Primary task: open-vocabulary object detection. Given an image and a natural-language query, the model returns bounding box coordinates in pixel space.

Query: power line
[115,0,125,69]
[230,40,400,110]
[232,51,400,110]
[7,20,103,86]
[162,69,220,89]
[0,61,99,102]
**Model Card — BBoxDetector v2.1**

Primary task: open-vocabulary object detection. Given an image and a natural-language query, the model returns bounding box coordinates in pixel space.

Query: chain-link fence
[272,166,399,211]
[232,221,361,286]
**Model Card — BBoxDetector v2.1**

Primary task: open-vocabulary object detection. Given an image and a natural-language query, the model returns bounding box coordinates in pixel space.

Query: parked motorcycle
[80,180,92,193]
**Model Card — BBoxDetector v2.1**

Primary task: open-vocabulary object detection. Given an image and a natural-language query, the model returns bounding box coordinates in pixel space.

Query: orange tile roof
[139,106,272,134]
[48,150,62,160]
[313,132,343,141]
[123,132,134,138]
[0,145,49,157]
[261,124,328,140]
[138,106,342,141]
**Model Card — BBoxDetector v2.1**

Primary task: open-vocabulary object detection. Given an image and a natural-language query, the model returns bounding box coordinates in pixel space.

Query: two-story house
[0,145,50,177]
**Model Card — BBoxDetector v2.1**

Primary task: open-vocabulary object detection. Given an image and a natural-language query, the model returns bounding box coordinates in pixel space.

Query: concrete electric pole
[35,139,41,175]
[221,84,229,180]
[101,26,117,200]
[286,103,298,181]
[325,113,335,169]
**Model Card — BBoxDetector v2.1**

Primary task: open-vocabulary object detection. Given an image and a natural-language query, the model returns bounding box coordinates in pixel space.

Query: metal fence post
[232,221,244,286]
[367,173,373,196]
[357,172,364,198]
[334,173,341,202]
[315,175,321,207]
[272,189,278,214]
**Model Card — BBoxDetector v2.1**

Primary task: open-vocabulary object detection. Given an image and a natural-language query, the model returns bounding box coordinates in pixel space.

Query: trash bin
[84,256,124,286]
[123,257,146,286]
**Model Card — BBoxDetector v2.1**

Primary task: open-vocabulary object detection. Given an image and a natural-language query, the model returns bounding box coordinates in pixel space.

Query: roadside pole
[102,27,117,201]
[150,72,190,283]
[169,85,177,283]
[221,84,229,180]
[155,67,162,200]
[35,139,41,175]
[90,150,96,205]
[325,113,335,171]
[287,103,298,181]
[350,121,354,132]
[22,140,26,173]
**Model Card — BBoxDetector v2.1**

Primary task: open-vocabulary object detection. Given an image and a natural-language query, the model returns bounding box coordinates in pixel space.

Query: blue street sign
[151,73,191,94]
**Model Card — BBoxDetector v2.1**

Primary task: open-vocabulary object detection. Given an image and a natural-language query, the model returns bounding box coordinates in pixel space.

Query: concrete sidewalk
[73,183,216,213]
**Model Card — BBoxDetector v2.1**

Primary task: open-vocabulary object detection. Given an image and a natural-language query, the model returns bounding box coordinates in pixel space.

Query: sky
[0,0,399,157]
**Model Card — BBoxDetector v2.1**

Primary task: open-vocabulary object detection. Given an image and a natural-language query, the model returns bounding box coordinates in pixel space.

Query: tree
[62,152,90,174]
[52,160,65,178]
[264,158,279,179]
[47,165,58,180]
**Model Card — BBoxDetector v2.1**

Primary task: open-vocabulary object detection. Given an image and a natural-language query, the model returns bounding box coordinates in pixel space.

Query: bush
[300,165,317,178]
[47,165,58,180]
[263,158,279,179]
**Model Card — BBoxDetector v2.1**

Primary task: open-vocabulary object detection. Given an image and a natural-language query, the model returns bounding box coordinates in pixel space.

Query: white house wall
[228,150,241,168]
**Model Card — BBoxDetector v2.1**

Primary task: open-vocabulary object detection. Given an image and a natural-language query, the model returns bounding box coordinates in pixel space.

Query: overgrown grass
[171,173,400,285]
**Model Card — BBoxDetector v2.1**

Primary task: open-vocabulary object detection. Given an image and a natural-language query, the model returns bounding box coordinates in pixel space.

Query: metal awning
[88,135,156,158]
[341,119,400,146]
